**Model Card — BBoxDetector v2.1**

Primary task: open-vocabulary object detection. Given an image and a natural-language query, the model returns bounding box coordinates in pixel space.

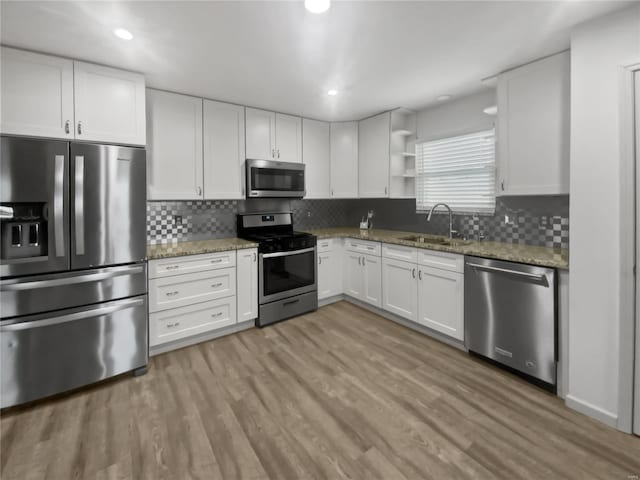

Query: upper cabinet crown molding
[1,47,146,146]
[497,51,570,196]
[245,107,302,163]
[358,111,391,198]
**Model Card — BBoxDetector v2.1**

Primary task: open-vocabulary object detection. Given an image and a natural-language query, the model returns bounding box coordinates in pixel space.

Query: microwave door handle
[54,154,65,257]
[74,155,85,256]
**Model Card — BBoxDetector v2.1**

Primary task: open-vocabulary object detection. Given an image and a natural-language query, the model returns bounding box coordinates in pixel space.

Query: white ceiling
[0,1,633,121]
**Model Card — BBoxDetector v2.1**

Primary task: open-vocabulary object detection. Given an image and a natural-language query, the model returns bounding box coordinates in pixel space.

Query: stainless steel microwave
[245,159,305,198]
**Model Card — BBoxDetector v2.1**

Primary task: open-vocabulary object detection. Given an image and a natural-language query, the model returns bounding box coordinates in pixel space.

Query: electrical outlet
[173,215,182,225]
[307,211,311,217]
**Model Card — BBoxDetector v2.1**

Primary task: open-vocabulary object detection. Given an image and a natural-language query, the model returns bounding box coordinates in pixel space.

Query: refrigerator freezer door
[1,263,147,318]
[70,143,146,269]
[0,136,69,277]
[0,295,148,408]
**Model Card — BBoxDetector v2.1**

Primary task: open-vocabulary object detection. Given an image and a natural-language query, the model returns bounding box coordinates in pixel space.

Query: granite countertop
[304,227,569,270]
[147,238,258,260]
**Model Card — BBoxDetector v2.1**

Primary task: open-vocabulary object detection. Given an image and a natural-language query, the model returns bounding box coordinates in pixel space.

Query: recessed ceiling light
[327,89,338,96]
[305,0,330,14]
[114,28,133,40]
[436,95,452,102]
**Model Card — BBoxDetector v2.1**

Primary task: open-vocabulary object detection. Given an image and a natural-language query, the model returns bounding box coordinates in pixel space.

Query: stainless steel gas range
[237,212,317,327]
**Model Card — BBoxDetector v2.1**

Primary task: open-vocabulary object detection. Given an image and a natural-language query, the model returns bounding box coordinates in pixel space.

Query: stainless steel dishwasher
[464,256,557,387]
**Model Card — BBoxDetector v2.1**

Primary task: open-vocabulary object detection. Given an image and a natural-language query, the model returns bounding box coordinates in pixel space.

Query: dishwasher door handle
[467,262,548,284]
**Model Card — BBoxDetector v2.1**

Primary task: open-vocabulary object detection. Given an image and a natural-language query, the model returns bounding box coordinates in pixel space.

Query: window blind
[415,129,496,214]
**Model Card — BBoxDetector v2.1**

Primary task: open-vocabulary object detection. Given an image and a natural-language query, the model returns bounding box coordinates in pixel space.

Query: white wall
[568,4,640,428]
[417,89,496,141]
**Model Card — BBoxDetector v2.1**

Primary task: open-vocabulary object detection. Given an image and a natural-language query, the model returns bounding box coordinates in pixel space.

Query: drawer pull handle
[211,312,223,318]
[211,282,223,288]
[166,265,179,270]
[418,270,422,280]
[166,291,180,297]
[211,259,223,264]
[167,322,180,328]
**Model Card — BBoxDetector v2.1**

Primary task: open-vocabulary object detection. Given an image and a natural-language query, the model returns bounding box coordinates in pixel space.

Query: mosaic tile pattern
[148,196,569,249]
[345,196,569,249]
[147,199,349,245]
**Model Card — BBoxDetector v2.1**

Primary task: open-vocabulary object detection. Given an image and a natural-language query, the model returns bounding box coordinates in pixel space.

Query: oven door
[259,247,317,303]
[246,159,305,198]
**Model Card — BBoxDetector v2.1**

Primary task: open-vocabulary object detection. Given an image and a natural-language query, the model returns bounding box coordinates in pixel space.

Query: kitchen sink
[399,235,472,247]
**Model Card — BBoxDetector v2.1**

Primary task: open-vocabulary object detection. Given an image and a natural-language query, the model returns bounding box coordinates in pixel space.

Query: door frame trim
[619,62,640,433]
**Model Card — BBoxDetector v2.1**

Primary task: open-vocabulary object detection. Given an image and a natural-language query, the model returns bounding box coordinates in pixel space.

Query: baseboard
[565,395,618,429]
[318,294,345,307]
[150,319,255,356]
[339,296,467,352]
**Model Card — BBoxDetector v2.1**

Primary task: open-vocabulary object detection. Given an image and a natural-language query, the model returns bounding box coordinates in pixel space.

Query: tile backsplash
[147,195,569,249]
[147,199,349,245]
[345,196,569,249]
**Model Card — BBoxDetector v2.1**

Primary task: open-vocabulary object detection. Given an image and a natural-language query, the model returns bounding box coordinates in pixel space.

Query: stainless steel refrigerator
[0,136,148,408]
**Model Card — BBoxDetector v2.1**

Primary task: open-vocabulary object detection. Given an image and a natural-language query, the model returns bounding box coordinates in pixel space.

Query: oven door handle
[262,247,316,259]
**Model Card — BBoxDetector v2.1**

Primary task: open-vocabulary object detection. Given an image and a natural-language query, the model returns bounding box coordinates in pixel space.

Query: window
[415,129,496,214]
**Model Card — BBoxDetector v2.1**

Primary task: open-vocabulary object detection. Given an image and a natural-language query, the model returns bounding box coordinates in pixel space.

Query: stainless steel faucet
[426,203,454,239]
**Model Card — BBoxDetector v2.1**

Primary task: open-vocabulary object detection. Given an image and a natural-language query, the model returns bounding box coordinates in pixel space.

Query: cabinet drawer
[345,239,381,256]
[418,250,464,273]
[149,251,236,279]
[317,238,334,253]
[149,268,236,312]
[149,297,236,347]
[382,243,418,263]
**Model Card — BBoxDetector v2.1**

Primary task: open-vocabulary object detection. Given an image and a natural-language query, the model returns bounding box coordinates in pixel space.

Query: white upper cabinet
[359,112,391,197]
[245,107,276,160]
[73,61,146,146]
[1,47,75,139]
[203,100,246,199]
[330,121,359,198]
[303,118,331,198]
[245,108,302,162]
[275,113,302,163]
[497,51,570,195]
[146,89,203,200]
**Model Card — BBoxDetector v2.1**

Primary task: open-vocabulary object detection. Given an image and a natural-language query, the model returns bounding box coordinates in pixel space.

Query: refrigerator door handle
[74,155,85,255]
[0,265,145,291]
[0,297,145,331]
[54,154,65,257]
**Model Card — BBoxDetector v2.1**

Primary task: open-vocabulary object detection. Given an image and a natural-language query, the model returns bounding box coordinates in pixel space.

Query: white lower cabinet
[150,297,236,347]
[148,249,258,352]
[417,265,464,341]
[149,267,236,313]
[344,242,382,308]
[379,243,464,341]
[382,257,418,321]
[236,248,258,322]
[318,238,343,300]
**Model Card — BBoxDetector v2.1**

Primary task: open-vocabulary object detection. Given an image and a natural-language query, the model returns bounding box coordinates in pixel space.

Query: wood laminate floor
[1,301,639,480]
